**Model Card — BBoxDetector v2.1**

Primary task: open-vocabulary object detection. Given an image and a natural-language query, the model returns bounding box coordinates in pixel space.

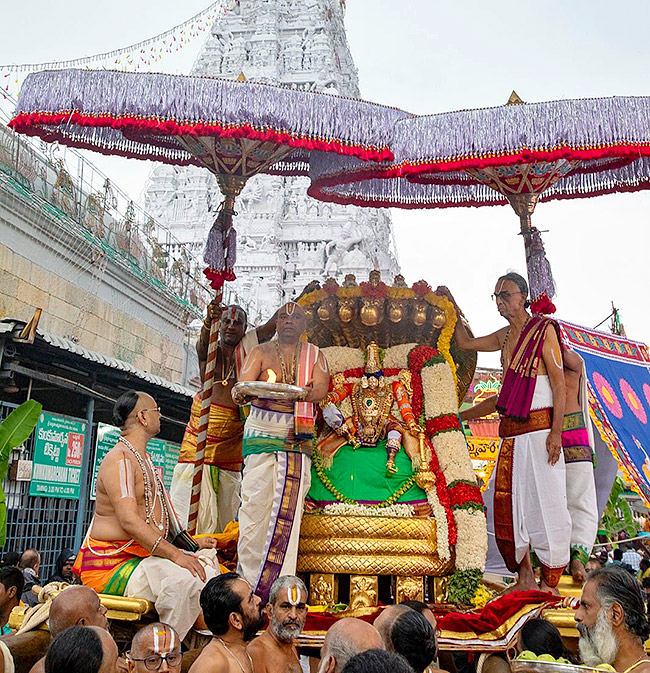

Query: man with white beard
[247,576,308,673]
[575,567,650,673]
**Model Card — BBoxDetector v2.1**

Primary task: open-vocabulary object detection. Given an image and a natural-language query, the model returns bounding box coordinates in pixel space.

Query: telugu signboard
[90,423,180,499]
[29,412,87,499]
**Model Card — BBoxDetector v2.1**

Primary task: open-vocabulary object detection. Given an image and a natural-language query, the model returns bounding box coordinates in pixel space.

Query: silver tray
[232,380,308,401]
[511,660,610,673]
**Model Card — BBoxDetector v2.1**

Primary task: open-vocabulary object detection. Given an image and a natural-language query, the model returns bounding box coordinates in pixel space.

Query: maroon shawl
[496,316,563,421]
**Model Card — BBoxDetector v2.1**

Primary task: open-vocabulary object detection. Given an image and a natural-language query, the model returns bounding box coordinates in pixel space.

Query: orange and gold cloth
[179,399,244,471]
[73,537,150,596]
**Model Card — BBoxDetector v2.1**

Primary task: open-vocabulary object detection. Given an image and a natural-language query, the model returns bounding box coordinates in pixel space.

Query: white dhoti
[125,548,219,640]
[566,460,598,563]
[170,463,241,534]
[494,376,571,586]
[237,451,311,603]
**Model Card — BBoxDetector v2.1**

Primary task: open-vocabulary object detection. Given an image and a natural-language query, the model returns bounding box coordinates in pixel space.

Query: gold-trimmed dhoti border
[297,514,455,576]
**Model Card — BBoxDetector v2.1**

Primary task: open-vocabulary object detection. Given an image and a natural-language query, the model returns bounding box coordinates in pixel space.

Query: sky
[2,0,650,368]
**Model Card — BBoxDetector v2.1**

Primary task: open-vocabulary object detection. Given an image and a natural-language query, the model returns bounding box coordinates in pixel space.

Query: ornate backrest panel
[298,273,477,403]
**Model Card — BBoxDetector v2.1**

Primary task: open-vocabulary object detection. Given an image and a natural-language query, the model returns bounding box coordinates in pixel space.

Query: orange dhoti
[170,398,244,534]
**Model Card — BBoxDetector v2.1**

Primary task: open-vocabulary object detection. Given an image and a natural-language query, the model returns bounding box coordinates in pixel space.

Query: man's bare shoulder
[97,444,133,472]
[189,641,228,672]
[246,633,271,656]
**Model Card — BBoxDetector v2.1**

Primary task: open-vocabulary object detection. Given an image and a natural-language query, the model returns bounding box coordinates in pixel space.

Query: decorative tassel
[203,207,237,290]
[524,227,557,315]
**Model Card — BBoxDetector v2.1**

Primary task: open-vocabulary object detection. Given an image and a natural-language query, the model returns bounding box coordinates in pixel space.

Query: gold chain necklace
[216,638,254,673]
[219,347,236,386]
[275,340,297,384]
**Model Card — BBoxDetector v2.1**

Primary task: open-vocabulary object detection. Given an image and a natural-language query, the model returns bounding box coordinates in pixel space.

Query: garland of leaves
[447,568,485,606]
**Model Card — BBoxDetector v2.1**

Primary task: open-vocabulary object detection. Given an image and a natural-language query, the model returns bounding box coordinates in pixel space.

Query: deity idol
[320,342,421,475]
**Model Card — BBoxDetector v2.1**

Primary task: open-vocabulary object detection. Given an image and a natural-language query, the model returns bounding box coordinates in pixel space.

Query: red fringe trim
[308,177,650,210]
[9,112,394,164]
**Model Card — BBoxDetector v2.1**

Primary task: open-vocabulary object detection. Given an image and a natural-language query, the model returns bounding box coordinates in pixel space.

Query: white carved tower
[143,0,399,322]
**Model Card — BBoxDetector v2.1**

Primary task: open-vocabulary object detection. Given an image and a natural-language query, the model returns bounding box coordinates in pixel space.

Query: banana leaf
[0,400,42,546]
[599,476,637,540]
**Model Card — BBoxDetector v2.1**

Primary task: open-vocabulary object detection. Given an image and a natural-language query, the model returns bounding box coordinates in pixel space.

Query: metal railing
[0,401,95,579]
[0,94,256,319]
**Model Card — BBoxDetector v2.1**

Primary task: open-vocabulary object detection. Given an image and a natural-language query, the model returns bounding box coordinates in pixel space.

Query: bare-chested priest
[171,301,277,534]
[189,572,264,673]
[247,576,308,673]
[443,272,570,594]
[233,302,329,603]
[73,391,219,640]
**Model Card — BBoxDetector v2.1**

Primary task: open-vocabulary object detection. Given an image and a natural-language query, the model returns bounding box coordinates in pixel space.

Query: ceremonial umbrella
[308,93,650,313]
[9,68,410,532]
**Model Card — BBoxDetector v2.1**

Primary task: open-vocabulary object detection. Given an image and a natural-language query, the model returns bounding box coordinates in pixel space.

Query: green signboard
[30,412,87,499]
[91,423,180,499]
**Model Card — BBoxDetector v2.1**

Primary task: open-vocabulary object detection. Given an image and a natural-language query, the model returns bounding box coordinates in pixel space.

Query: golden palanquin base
[297,514,455,576]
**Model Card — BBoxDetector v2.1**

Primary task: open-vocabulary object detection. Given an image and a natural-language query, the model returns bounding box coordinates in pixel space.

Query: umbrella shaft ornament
[507,193,557,315]
[203,175,247,291]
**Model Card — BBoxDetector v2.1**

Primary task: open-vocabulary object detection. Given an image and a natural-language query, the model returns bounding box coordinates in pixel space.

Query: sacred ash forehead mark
[152,625,175,654]
[287,582,302,606]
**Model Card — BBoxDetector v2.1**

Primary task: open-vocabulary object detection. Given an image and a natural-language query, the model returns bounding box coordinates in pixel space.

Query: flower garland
[360,280,388,298]
[412,280,432,297]
[424,292,458,396]
[386,286,415,300]
[311,447,417,509]
[407,345,457,557]
[416,350,487,600]
[322,502,415,518]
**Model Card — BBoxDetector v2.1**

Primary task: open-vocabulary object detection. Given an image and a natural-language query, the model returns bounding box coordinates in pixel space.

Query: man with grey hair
[247,576,308,673]
[318,618,383,673]
[443,272,570,594]
[575,566,650,673]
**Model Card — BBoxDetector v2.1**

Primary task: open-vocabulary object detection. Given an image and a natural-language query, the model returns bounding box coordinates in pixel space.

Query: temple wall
[0,182,191,383]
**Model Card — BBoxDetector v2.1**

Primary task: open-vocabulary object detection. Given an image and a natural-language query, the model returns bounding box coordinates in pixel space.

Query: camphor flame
[266,369,277,384]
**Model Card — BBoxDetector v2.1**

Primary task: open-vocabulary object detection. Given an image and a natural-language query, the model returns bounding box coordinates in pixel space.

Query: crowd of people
[27,572,439,673]
[3,563,647,673]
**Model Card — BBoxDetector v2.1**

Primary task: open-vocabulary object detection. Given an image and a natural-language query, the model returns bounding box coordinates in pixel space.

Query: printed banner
[30,412,87,499]
[560,321,650,505]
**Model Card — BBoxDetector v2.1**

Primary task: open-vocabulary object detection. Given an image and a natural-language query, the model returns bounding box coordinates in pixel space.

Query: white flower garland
[453,509,488,571]
[426,485,451,561]
[321,346,364,374]
[431,431,476,484]
[422,363,459,418]
[322,502,415,518]
[383,343,418,369]
[421,358,487,575]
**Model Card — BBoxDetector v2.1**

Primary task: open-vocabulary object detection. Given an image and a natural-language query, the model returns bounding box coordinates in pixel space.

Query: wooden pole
[187,297,221,535]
